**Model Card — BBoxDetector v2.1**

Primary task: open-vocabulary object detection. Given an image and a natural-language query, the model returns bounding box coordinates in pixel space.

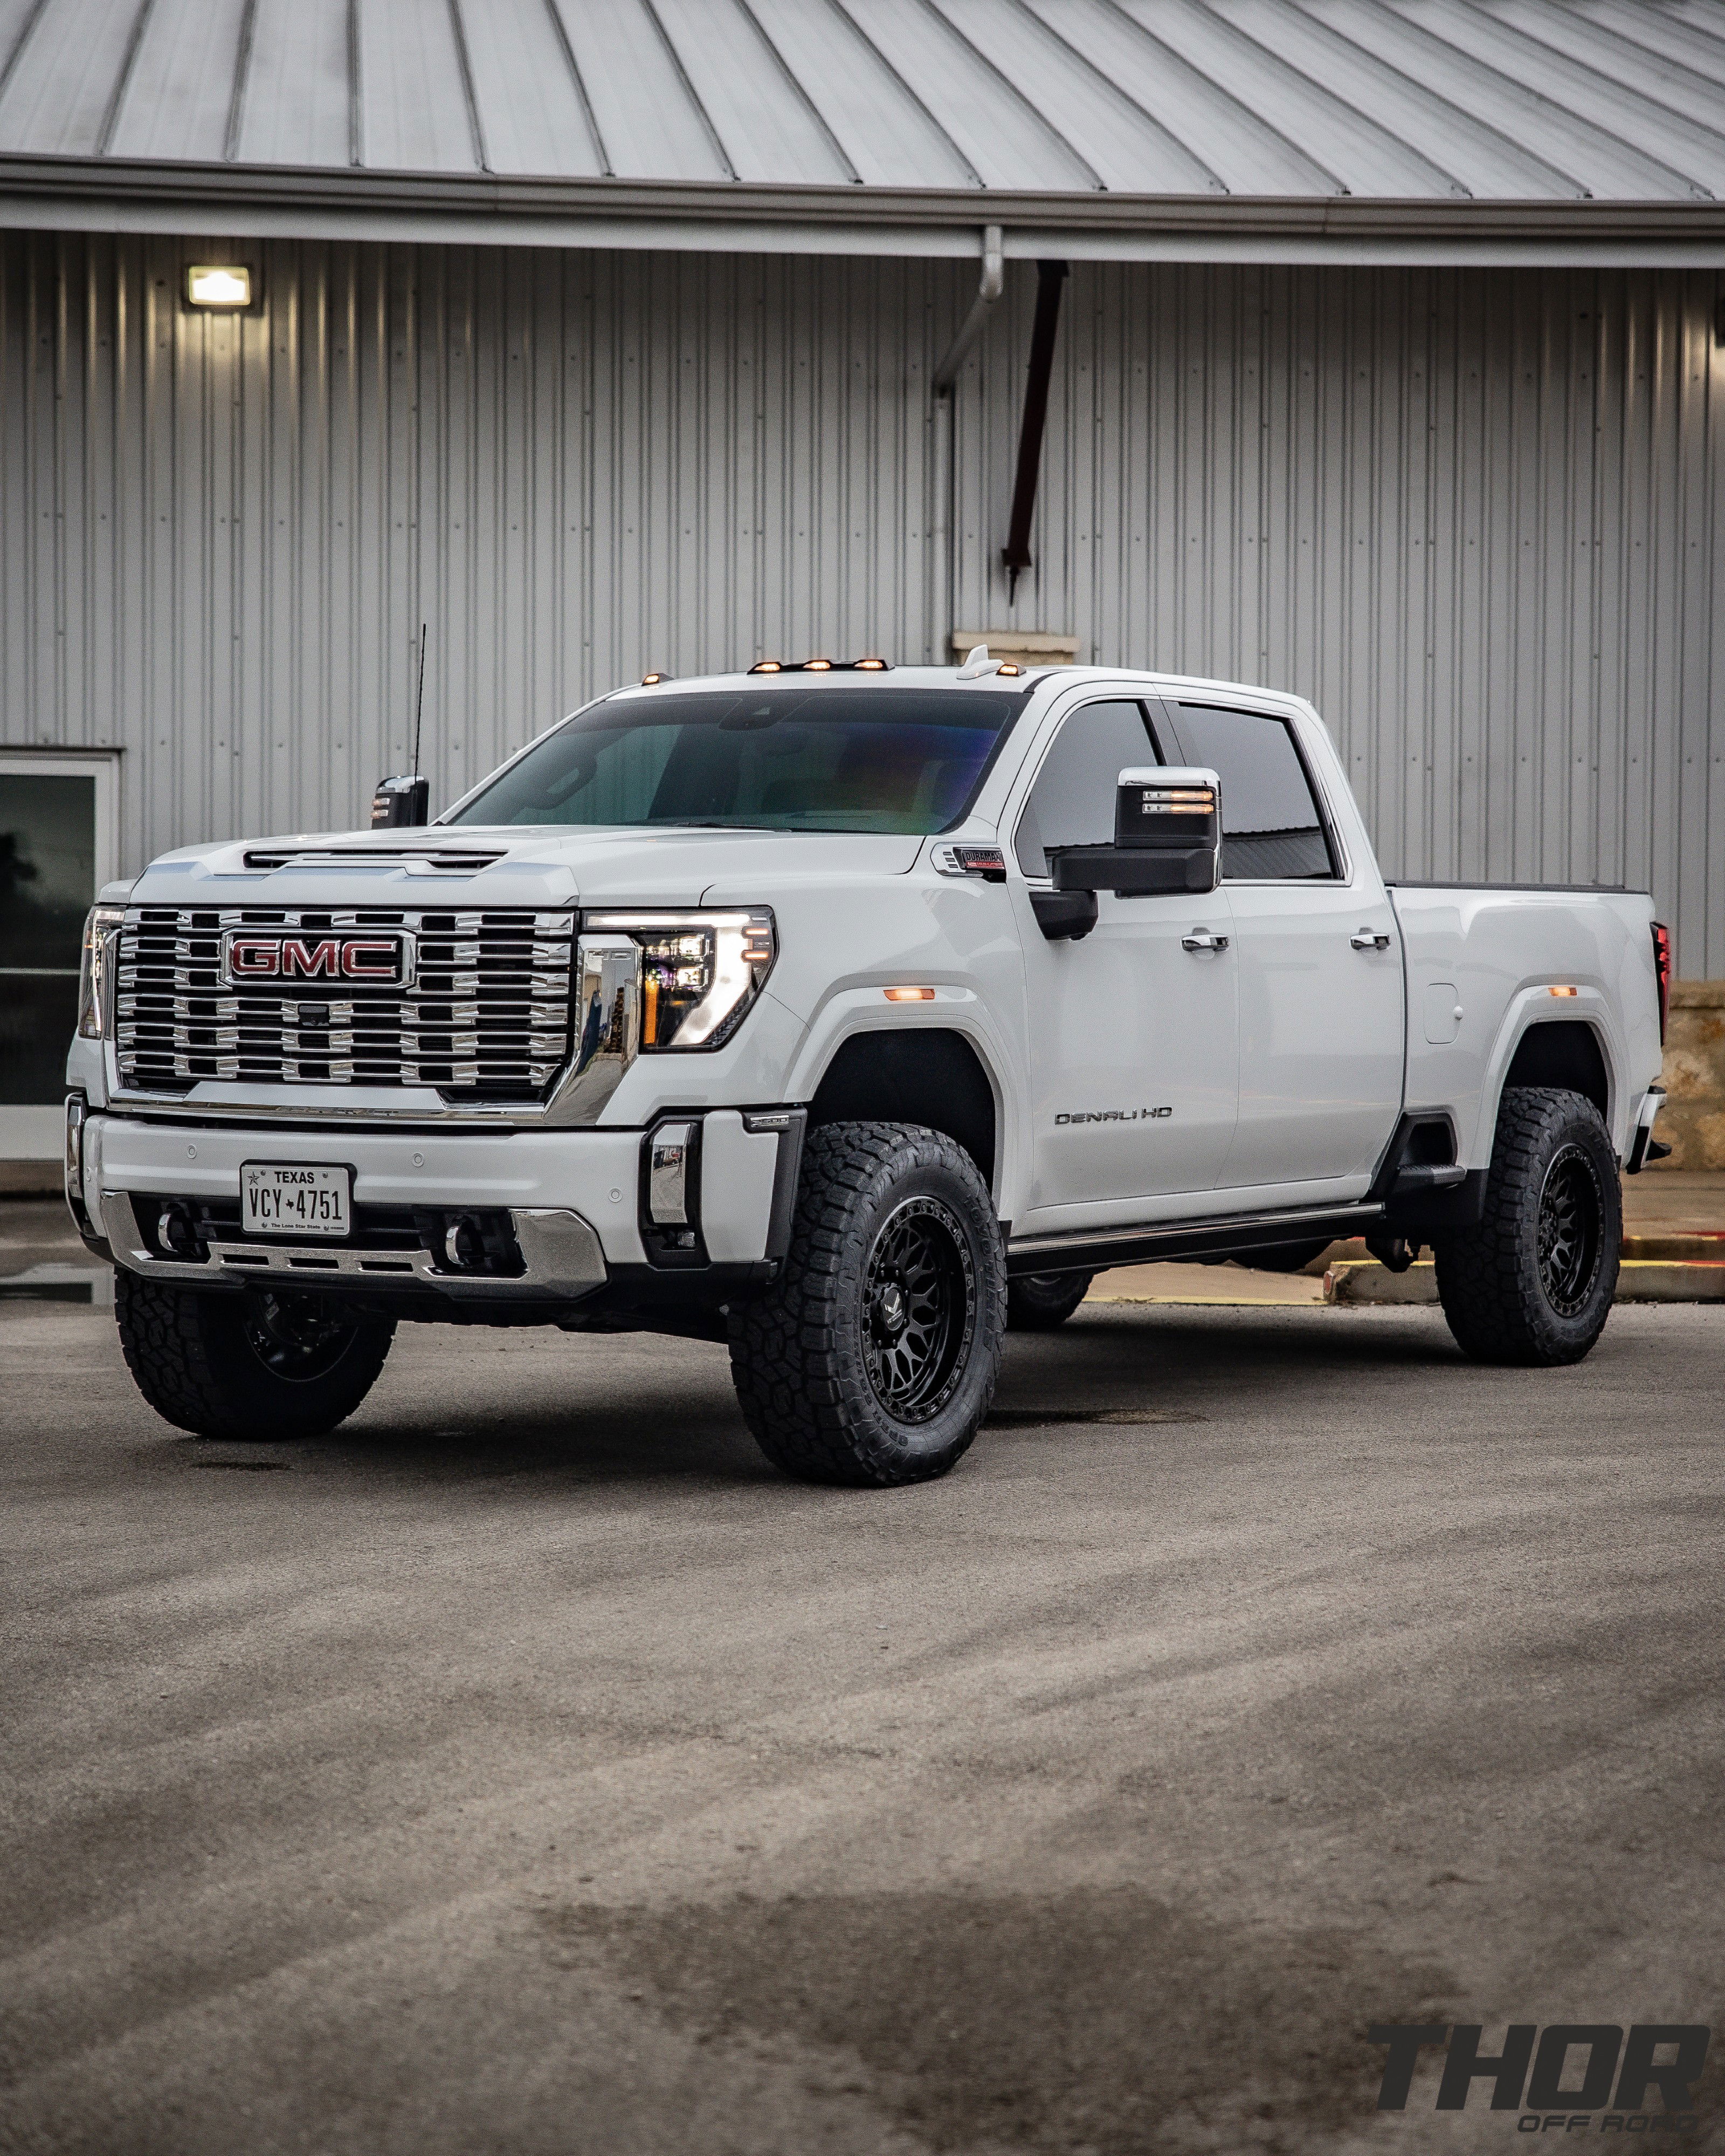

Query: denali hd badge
[220,930,413,987]
[1055,1107,1172,1125]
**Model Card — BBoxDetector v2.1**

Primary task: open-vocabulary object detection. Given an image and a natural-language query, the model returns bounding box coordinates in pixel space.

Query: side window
[1013,700,1161,877]
[1174,704,1336,880]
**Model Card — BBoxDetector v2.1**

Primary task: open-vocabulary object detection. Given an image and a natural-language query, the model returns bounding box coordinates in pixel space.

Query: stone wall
[1655,983,1725,1171]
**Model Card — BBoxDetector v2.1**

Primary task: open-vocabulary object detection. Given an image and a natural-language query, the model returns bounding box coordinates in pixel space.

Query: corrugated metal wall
[3,230,1720,972]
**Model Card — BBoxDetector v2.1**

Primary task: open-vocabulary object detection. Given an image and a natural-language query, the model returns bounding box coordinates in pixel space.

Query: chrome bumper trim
[99,1192,608,1301]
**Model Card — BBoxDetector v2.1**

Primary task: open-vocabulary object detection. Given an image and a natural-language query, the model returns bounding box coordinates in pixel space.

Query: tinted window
[1174,705,1335,880]
[1013,700,1160,877]
[448,687,1025,835]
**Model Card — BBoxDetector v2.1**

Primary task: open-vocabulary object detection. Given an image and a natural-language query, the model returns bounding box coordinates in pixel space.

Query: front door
[1009,696,1239,1229]
[1163,702,1402,1191]
[0,757,116,1163]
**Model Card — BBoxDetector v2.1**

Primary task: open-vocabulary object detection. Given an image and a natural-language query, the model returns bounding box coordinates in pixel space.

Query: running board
[1004,1203,1383,1277]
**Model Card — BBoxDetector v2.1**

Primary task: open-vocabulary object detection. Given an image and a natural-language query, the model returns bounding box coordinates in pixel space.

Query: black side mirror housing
[1030,888,1099,941]
[1047,766,1221,898]
[371,775,430,828]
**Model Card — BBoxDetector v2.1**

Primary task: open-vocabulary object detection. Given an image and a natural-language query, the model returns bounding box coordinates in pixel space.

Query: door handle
[1350,929,1392,951]
[1182,928,1229,952]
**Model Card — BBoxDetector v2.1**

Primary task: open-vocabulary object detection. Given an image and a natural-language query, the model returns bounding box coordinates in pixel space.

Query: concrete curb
[1324,1259,1725,1305]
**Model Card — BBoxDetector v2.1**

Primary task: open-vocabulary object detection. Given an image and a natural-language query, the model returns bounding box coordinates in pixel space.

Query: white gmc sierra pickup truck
[65,655,1670,1487]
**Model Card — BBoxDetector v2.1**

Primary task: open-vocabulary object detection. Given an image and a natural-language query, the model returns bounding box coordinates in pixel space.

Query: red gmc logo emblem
[220,932,412,986]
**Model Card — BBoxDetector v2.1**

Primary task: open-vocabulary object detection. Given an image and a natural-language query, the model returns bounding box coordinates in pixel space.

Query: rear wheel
[728,1121,1005,1487]
[115,1273,395,1439]
[1006,1269,1094,1330]
[1433,1086,1619,1366]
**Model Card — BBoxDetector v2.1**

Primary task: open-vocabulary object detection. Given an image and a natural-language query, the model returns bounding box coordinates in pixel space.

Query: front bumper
[80,1108,800,1316]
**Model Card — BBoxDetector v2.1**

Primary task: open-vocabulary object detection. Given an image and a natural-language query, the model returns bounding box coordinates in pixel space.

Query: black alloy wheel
[1535,1143,1605,1318]
[1005,1268,1094,1329]
[244,1290,370,1383]
[862,1196,975,1423]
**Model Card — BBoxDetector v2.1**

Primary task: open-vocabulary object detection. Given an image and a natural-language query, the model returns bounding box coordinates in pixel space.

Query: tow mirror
[371,775,430,828]
[1046,767,1221,898]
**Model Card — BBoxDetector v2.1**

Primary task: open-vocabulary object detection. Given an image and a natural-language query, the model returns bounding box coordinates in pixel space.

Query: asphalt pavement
[3,1290,1723,2155]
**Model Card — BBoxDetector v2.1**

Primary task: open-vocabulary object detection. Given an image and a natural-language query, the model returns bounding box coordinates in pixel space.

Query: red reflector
[1652,921,1671,1044]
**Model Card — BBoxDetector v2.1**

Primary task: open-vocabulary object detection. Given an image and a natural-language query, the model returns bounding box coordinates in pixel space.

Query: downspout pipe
[930,225,1004,665]
[933,223,1004,393]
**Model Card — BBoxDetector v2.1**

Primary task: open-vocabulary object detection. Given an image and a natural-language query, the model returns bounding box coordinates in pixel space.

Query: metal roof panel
[106,0,249,162]
[461,0,605,178]
[358,0,482,174]
[234,0,353,169]
[2,0,1723,241]
[551,0,730,183]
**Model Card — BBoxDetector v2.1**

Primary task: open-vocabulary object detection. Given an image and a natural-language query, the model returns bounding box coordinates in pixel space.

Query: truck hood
[123,824,926,911]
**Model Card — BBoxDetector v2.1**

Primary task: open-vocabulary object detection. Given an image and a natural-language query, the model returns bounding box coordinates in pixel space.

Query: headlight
[76,906,126,1040]
[583,908,775,1052]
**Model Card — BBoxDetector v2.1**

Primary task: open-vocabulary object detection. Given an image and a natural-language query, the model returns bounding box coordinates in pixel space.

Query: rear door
[1162,702,1402,1192]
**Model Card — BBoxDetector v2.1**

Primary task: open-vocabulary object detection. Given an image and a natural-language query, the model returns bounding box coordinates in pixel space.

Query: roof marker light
[749,659,783,673]
[805,658,832,671]
[855,657,886,670]
[641,671,667,686]
[997,662,1022,676]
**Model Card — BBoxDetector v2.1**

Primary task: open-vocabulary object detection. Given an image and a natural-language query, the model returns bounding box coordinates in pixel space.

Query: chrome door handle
[1182,929,1229,952]
[1350,929,1392,951]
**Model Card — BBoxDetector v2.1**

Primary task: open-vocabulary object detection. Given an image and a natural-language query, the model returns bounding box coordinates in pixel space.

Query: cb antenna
[411,620,427,776]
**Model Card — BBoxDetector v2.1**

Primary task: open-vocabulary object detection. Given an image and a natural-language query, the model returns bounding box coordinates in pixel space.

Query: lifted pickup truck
[66,657,1669,1486]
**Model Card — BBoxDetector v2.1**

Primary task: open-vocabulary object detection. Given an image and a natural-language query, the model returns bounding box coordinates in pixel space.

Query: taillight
[1651,921,1671,1045]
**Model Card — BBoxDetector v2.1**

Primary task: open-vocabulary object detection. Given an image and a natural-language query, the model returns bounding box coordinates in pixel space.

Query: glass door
[0,757,118,1160]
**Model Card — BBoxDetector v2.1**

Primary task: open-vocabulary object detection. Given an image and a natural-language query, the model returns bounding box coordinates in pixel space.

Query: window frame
[1161,700,1351,887]
[1009,694,1169,884]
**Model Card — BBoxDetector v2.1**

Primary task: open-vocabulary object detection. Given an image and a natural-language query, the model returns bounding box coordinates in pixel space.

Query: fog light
[185,265,251,308]
[156,1204,206,1260]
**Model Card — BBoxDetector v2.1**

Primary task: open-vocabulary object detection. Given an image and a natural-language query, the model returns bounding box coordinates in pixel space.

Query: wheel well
[1501,1020,1610,1124]
[808,1029,997,1188]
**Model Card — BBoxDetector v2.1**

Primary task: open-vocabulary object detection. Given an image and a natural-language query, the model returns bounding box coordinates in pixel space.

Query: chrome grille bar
[115,907,574,1099]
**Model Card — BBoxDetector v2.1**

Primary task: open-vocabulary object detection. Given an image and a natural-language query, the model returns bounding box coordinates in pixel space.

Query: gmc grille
[115,908,574,1100]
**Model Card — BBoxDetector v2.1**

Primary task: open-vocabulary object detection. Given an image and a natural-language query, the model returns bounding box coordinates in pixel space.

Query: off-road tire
[728,1121,1006,1487]
[1433,1086,1620,1367]
[115,1272,395,1440]
[1006,1269,1094,1329]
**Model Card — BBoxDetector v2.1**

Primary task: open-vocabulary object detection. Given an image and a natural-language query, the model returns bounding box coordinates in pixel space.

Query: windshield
[447,687,1027,835]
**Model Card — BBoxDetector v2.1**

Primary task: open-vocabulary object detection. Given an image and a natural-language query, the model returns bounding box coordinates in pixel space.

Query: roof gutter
[2,157,1723,265]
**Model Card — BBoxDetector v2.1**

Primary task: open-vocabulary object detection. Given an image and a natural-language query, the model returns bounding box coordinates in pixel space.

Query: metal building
[3,0,1724,1167]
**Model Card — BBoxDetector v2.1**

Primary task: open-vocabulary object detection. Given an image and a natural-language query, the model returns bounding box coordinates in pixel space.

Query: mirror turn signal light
[884,986,936,1002]
[1548,984,1579,998]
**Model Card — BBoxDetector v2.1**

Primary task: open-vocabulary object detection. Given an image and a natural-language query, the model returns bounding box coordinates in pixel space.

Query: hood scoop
[242,844,507,875]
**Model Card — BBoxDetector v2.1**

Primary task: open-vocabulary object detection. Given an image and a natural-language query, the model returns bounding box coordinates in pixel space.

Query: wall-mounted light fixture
[185,265,252,309]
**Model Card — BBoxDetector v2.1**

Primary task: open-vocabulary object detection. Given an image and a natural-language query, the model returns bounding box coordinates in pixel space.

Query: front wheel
[1433,1086,1620,1366]
[115,1273,395,1439]
[728,1122,1006,1487]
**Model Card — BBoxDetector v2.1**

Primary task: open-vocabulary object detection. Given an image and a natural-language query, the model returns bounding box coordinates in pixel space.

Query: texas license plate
[241,1162,352,1238]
